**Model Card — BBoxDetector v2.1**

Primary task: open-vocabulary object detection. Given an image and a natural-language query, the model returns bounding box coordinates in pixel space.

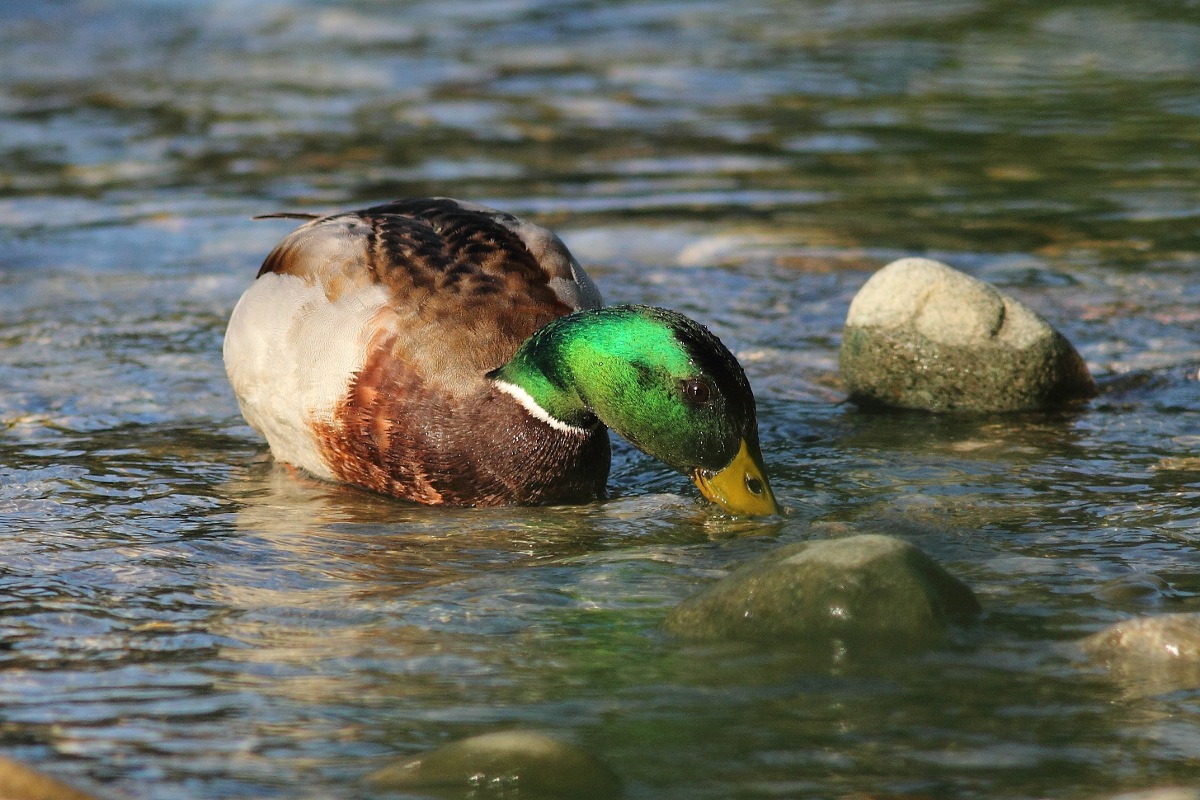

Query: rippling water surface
[1,1,1199,798]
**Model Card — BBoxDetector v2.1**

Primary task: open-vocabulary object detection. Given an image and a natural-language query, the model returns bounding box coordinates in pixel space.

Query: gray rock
[1094,790,1200,800]
[1080,612,1200,697]
[367,730,621,799]
[663,534,980,645]
[840,257,1096,412]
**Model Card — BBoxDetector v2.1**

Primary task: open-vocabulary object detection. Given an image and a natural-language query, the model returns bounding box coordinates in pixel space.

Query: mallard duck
[223,198,777,515]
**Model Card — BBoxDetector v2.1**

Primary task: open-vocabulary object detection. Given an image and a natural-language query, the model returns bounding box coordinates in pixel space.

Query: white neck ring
[492,379,593,436]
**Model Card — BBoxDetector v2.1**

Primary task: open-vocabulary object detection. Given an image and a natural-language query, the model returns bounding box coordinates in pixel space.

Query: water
[1,0,1199,797]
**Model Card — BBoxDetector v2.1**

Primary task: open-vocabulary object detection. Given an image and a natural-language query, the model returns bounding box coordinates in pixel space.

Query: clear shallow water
[1,0,1199,798]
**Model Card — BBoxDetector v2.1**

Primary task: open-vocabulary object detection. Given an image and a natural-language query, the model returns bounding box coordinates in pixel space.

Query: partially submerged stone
[1094,790,1200,800]
[663,534,980,646]
[367,730,621,799]
[1080,612,1200,697]
[0,756,100,800]
[840,257,1096,412]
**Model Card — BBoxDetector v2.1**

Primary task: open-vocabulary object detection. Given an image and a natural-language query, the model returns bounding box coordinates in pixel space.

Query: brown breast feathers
[258,198,609,506]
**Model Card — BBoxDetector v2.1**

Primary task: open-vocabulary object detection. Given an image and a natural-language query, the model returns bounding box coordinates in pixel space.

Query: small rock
[1080,612,1200,696]
[663,534,981,645]
[1093,789,1200,800]
[839,257,1096,412]
[367,730,621,799]
[0,756,100,800]
[1093,573,1172,605]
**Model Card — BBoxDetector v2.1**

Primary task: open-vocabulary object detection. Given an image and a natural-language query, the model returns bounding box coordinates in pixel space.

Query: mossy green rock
[663,534,980,645]
[367,731,621,799]
[840,257,1096,412]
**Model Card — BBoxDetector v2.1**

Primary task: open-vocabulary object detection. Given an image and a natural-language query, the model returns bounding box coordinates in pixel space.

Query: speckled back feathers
[225,197,610,506]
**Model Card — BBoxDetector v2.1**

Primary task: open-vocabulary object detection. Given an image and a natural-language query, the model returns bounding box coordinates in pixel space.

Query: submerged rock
[839,257,1096,412]
[1094,790,1200,800]
[1080,612,1200,697]
[0,756,100,800]
[663,534,980,645]
[367,730,621,799]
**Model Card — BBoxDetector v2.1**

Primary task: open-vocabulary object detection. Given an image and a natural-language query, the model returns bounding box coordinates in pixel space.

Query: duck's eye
[682,378,711,404]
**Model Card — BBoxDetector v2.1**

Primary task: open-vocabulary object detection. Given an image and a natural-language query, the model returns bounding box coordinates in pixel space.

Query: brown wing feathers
[253,198,608,506]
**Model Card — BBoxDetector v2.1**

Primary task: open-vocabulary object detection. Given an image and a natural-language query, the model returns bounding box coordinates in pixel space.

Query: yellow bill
[692,438,779,516]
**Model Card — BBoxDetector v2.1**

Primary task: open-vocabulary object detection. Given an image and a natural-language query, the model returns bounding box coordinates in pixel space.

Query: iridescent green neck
[491,305,697,434]
[490,304,778,516]
[489,303,753,473]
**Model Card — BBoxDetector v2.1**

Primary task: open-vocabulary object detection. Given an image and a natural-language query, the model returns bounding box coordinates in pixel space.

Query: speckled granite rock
[840,257,1096,412]
[367,731,621,799]
[663,534,981,645]
[1080,612,1200,696]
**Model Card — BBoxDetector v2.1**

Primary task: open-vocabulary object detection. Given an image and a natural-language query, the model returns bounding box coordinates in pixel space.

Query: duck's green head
[491,304,778,516]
